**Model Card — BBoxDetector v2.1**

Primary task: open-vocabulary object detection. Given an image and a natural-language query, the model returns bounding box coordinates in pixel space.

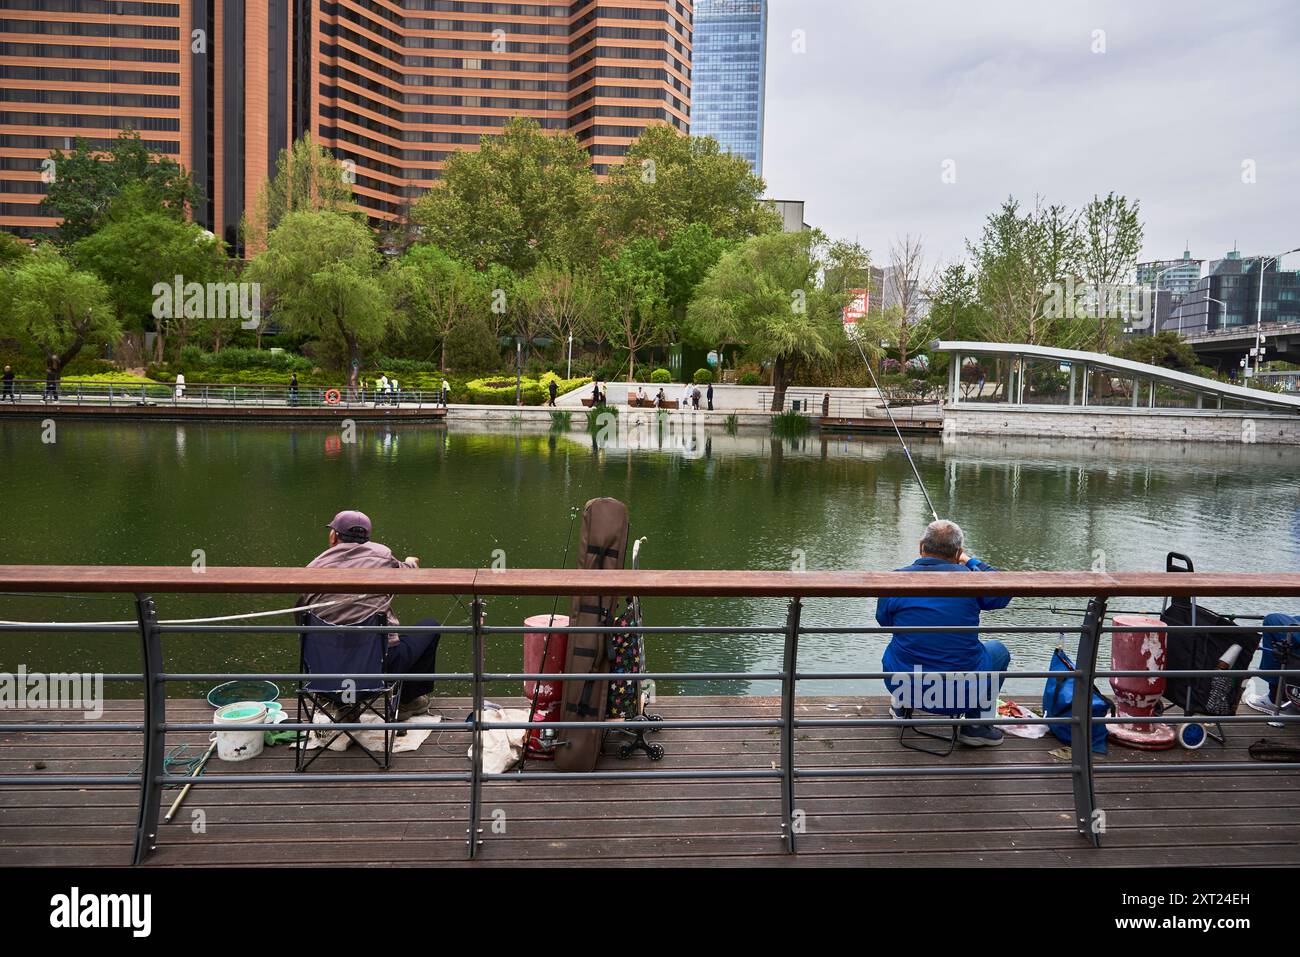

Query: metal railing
[0,378,447,410]
[758,389,943,421]
[1,566,1298,864]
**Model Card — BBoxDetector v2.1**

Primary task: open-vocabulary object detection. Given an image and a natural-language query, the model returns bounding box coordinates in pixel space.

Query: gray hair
[920,519,964,560]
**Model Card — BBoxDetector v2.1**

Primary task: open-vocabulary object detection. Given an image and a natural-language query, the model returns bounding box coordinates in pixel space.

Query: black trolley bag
[1159,552,1260,737]
[555,497,630,772]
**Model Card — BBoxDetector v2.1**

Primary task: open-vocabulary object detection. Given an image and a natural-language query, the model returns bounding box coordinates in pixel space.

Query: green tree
[967,196,1081,346]
[72,185,230,360]
[246,211,395,391]
[0,232,29,269]
[410,117,598,273]
[514,259,601,363]
[1078,191,1144,353]
[599,241,669,381]
[1115,330,1198,371]
[926,263,988,342]
[389,244,489,372]
[242,132,358,254]
[41,128,201,245]
[599,126,780,246]
[688,229,849,411]
[658,222,731,333]
[1,245,118,373]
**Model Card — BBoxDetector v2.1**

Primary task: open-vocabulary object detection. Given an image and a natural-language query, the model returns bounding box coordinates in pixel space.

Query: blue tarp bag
[1043,647,1111,754]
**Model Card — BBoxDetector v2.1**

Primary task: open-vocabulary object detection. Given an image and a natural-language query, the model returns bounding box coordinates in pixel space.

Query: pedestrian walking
[289,373,299,406]
[43,357,59,403]
[2,365,14,403]
[706,381,714,411]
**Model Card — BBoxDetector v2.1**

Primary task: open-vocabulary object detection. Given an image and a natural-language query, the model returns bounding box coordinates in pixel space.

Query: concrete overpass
[1181,321,1300,372]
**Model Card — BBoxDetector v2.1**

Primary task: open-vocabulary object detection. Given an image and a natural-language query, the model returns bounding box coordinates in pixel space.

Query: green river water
[1,417,1297,698]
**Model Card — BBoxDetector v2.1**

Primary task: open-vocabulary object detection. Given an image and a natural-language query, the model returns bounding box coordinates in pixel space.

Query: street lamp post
[1251,247,1300,378]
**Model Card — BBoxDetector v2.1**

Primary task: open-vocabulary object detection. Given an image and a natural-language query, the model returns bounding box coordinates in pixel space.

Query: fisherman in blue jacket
[877,519,1012,746]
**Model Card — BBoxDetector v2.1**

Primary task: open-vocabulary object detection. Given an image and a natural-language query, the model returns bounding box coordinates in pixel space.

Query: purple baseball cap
[326,509,372,541]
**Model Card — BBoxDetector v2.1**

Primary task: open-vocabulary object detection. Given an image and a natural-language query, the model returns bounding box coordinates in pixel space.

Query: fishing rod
[1016,603,1266,622]
[853,336,940,522]
[513,504,581,772]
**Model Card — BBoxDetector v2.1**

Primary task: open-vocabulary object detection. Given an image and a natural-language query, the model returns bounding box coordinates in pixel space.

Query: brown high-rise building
[0,0,693,250]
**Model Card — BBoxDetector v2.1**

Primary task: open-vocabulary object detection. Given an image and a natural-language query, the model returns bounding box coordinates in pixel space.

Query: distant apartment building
[0,0,694,251]
[1166,249,1300,335]
[689,0,764,175]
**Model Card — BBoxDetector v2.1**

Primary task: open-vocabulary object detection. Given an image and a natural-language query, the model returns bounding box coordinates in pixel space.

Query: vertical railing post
[467,597,485,858]
[1073,596,1107,847]
[780,597,802,853]
[132,594,166,865]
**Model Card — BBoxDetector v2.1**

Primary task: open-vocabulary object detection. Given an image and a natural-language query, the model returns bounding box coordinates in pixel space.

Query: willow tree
[1,245,118,374]
[241,132,357,255]
[246,210,395,391]
[688,229,849,411]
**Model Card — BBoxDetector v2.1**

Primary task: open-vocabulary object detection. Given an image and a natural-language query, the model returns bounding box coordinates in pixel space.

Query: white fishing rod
[853,336,940,523]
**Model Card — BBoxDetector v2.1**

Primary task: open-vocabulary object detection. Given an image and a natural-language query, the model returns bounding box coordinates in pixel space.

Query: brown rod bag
[554,497,629,772]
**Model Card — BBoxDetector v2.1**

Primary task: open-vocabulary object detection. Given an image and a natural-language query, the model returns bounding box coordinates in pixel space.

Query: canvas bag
[1043,647,1111,754]
[555,498,629,772]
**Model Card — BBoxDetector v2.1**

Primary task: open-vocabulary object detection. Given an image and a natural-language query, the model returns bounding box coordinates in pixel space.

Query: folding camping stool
[296,611,401,771]
[895,706,959,757]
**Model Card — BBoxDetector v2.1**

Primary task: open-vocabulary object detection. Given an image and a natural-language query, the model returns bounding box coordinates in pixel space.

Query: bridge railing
[1,566,1297,864]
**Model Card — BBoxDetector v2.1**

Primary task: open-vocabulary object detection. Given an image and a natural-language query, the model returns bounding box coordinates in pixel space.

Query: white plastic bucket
[212,701,268,761]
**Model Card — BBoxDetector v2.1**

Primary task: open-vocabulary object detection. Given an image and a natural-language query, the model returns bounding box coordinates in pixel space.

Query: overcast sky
[761,0,1300,271]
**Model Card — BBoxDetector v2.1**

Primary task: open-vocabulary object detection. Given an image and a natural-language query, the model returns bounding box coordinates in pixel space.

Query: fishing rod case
[1159,552,1260,721]
[555,497,629,772]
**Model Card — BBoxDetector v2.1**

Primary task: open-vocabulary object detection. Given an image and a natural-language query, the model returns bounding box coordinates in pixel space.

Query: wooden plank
[2,695,1296,868]
[3,566,1299,597]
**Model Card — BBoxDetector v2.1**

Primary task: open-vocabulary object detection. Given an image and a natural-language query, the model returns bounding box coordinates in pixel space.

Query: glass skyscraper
[691,0,767,176]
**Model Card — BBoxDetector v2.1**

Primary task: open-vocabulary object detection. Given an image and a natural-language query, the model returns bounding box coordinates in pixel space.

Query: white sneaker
[1242,690,1281,716]
[1242,690,1294,728]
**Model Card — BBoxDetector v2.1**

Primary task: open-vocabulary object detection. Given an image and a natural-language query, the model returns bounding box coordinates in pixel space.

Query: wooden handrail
[2,565,1300,598]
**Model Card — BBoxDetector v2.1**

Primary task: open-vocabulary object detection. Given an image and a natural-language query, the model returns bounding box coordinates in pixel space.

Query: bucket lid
[207,679,280,708]
[216,702,267,722]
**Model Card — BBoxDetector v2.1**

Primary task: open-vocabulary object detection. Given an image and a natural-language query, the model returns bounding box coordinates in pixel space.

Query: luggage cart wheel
[617,745,633,759]
[647,713,663,732]
[647,744,665,761]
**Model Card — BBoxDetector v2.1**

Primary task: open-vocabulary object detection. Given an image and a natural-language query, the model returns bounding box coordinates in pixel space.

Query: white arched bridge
[936,341,1300,415]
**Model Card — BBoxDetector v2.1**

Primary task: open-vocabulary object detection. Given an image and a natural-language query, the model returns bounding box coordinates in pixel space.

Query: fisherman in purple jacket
[876,520,1012,746]
[300,510,440,718]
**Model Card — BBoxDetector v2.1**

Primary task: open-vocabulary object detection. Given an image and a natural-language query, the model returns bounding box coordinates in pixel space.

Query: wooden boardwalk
[2,696,1297,867]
